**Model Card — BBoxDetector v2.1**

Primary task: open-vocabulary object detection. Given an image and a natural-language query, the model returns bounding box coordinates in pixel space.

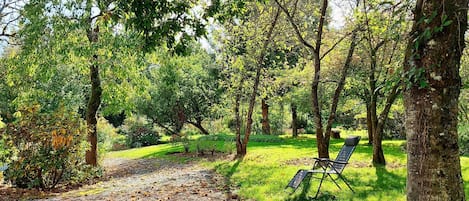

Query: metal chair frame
[286,136,361,198]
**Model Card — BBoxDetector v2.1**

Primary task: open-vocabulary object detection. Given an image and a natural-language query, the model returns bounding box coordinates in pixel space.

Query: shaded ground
[1,156,239,201]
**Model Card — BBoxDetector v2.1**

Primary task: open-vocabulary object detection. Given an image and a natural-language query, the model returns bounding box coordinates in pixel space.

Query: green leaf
[419,80,429,89]
[442,20,453,27]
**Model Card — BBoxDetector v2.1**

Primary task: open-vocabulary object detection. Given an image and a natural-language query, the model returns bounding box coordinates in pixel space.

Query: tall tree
[355,0,409,166]
[275,0,360,158]
[235,3,280,157]
[17,0,146,166]
[404,0,467,200]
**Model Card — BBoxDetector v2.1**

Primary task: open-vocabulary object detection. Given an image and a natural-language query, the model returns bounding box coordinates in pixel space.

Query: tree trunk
[261,98,271,135]
[85,25,101,166]
[237,8,280,158]
[312,0,329,159]
[366,104,373,145]
[404,1,467,200]
[372,83,401,166]
[234,77,245,157]
[175,104,186,134]
[291,103,298,138]
[324,29,358,141]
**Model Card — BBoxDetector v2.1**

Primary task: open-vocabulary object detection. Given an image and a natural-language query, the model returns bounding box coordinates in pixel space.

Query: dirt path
[34,157,237,201]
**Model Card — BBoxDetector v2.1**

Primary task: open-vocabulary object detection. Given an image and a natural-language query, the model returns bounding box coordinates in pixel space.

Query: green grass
[106,132,469,200]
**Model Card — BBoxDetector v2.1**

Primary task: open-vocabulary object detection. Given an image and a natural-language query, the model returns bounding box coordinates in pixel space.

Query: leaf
[419,80,429,89]
[442,20,453,27]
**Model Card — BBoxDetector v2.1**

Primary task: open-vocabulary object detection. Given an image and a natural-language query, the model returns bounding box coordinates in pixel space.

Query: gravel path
[37,158,237,201]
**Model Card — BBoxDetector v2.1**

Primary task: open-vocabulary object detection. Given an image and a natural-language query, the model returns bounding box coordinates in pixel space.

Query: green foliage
[459,122,469,155]
[121,116,160,148]
[137,47,221,134]
[97,118,126,153]
[0,105,91,189]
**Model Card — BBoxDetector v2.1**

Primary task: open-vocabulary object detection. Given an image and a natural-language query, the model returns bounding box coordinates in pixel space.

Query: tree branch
[320,28,361,60]
[274,0,317,53]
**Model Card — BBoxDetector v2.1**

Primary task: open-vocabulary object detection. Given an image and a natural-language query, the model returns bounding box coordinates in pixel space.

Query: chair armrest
[330,160,348,165]
[313,157,331,161]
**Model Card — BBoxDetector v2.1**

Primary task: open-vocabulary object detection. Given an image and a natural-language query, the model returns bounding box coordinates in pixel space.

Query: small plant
[1,105,91,189]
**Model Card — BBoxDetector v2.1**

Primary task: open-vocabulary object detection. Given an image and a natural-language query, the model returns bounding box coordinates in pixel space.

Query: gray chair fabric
[286,136,361,198]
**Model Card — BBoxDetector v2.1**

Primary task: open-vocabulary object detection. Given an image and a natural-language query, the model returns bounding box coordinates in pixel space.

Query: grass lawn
[107,132,469,200]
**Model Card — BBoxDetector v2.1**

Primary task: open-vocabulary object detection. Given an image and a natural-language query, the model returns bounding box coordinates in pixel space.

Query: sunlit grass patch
[107,133,469,200]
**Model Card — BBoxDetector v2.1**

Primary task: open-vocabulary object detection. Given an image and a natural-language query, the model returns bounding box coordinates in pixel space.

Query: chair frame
[286,136,361,199]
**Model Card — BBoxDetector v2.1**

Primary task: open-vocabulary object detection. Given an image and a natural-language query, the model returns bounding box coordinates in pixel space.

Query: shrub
[121,116,160,148]
[0,105,91,189]
[97,118,126,152]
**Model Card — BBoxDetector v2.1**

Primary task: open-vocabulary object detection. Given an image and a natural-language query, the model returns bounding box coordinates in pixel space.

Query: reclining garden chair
[286,136,361,198]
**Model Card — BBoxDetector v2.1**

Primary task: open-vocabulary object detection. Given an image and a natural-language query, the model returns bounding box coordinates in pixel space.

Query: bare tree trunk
[261,98,271,135]
[291,103,298,138]
[85,24,101,166]
[404,0,466,200]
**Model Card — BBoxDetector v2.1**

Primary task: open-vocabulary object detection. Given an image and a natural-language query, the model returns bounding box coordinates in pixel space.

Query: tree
[137,48,221,135]
[353,0,410,166]
[16,0,148,166]
[275,0,360,158]
[404,0,467,200]
[234,3,280,157]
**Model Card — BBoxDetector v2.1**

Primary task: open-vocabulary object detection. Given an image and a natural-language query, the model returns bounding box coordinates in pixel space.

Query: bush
[0,105,91,189]
[121,116,160,148]
[459,122,469,155]
[97,118,126,152]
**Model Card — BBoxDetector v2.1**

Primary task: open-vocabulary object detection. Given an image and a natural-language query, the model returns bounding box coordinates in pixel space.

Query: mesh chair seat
[286,136,361,198]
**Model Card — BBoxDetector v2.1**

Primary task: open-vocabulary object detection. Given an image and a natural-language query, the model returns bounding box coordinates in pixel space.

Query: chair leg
[313,172,327,198]
[336,173,354,193]
[327,173,342,190]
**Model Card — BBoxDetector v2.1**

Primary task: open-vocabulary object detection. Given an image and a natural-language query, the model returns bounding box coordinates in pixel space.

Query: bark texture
[261,98,271,135]
[404,0,467,200]
[85,25,101,166]
[291,103,298,138]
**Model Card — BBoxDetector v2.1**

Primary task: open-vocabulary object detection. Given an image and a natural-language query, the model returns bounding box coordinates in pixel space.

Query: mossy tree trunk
[404,0,467,199]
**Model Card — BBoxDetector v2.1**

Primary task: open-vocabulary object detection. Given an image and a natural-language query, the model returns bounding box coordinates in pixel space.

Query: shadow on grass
[284,166,405,201]
[212,157,243,199]
[285,174,338,201]
[348,166,405,200]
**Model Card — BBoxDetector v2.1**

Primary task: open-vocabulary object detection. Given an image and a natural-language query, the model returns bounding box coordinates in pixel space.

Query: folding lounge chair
[286,136,361,198]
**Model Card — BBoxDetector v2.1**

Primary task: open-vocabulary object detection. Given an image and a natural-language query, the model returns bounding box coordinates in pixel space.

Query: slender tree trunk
[372,84,401,166]
[291,103,298,138]
[404,1,466,200]
[237,7,280,158]
[85,23,101,166]
[234,78,245,156]
[261,98,271,135]
[366,104,373,145]
[324,30,358,141]
[312,0,329,159]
